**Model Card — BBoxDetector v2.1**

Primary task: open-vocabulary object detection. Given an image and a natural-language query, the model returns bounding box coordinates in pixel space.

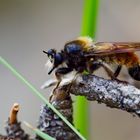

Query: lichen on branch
[68,74,140,116]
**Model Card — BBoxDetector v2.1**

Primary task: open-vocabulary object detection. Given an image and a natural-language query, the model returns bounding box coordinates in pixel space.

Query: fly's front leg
[54,67,73,90]
[66,72,79,94]
[49,67,73,101]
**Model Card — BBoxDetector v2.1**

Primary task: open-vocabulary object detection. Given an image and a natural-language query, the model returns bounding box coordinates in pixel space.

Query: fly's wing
[85,42,140,57]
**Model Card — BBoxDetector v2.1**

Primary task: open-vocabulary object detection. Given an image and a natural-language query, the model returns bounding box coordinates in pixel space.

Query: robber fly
[43,36,140,89]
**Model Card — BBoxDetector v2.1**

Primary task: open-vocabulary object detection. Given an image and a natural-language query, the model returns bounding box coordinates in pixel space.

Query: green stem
[81,0,99,37]
[24,121,56,140]
[74,0,99,138]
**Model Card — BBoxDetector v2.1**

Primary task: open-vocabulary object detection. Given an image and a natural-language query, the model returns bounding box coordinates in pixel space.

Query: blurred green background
[0,0,140,140]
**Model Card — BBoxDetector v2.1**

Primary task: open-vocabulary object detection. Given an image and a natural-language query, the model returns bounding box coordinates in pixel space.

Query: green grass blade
[24,121,56,140]
[74,0,99,139]
[0,56,86,140]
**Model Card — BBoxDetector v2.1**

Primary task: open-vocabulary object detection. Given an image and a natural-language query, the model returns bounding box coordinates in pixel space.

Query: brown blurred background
[0,0,140,139]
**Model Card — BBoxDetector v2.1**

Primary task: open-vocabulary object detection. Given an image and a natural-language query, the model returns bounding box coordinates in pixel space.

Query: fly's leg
[98,62,127,83]
[49,67,73,101]
[65,72,79,94]
[99,62,117,79]
[53,67,73,92]
[90,61,122,80]
[114,65,122,78]
[87,61,101,73]
[88,61,115,78]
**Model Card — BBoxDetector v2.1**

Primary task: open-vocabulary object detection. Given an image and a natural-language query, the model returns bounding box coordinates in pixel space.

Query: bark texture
[69,75,140,116]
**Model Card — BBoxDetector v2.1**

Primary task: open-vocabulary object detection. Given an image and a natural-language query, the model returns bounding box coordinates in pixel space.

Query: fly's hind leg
[101,63,124,82]
[100,62,117,79]
[113,65,122,78]
[90,61,122,80]
[101,63,128,83]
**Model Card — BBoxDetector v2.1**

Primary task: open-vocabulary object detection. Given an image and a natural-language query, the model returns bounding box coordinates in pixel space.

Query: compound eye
[47,49,56,55]
[46,49,56,62]
[54,53,63,66]
[47,49,53,55]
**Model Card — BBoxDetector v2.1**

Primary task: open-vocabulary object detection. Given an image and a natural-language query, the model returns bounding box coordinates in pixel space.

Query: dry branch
[68,74,140,116]
[5,103,31,140]
[36,88,80,140]
[9,103,19,124]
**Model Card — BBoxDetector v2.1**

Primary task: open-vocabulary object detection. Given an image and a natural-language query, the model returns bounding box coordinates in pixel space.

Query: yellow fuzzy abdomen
[102,52,139,68]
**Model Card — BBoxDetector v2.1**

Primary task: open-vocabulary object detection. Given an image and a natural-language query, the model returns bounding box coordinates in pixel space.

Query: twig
[5,103,31,140]
[67,74,140,117]
[9,103,19,124]
[36,88,80,140]
[0,135,20,140]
